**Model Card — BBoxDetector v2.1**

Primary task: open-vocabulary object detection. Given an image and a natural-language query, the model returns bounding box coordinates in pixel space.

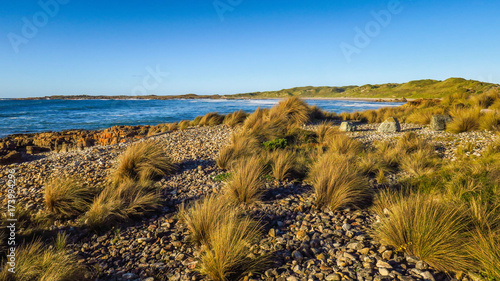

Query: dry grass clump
[178,120,190,130]
[111,141,176,185]
[83,180,160,229]
[0,234,88,281]
[401,149,438,177]
[44,176,94,218]
[224,156,265,205]
[468,230,500,279]
[326,133,364,155]
[479,111,500,131]
[267,150,297,181]
[179,195,236,246]
[223,110,247,127]
[217,131,260,169]
[373,192,471,273]
[197,214,270,281]
[447,108,481,133]
[309,153,371,210]
[199,112,224,126]
[268,97,312,126]
[315,121,338,143]
[167,122,178,131]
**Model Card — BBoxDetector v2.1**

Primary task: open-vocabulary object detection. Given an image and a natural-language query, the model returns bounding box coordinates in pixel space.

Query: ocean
[0,99,405,138]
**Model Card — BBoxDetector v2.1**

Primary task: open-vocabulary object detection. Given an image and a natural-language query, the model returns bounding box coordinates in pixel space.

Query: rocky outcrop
[0,125,155,165]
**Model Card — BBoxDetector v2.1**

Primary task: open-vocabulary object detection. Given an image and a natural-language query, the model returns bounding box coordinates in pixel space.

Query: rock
[415,260,428,270]
[339,121,357,132]
[287,276,299,281]
[381,250,392,260]
[430,115,452,131]
[378,268,390,276]
[325,273,342,281]
[292,250,304,262]
[0,150,22,165]
[378,117,401,133]
[376,260,392,268]
[122,273,136,280]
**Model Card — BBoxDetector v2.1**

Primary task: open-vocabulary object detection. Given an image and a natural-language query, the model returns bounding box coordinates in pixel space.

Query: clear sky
[1,0,499,98]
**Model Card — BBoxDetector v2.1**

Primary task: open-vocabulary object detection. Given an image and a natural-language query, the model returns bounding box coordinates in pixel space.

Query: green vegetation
[263,138,287,150]
[234,78,499,99]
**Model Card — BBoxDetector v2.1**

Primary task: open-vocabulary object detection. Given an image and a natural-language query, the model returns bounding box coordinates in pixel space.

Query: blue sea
[0,99,405,138]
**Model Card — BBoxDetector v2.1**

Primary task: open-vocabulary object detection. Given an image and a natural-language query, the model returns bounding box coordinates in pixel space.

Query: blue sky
[1,0,499,98]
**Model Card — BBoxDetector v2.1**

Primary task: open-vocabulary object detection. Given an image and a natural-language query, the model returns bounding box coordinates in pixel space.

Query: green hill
[233,78,500,99]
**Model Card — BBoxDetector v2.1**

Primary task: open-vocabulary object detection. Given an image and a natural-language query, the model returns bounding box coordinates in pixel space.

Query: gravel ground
[0,124,498,281]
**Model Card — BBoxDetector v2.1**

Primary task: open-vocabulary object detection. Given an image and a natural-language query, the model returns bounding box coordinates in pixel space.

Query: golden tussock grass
[199,112,225,126]
[468,229,500,280]
[479,111,500,131]
[223,110,248,127]
[400,149,439,177]
[315,121,338,144]
[267,149,297,181]
[196,215,271,281]
[179,195,237,246]
[216,131,260,169]
[111,141,177,185]
[83,180,160,230]
[447,108,481,133]
[268,97,311,126]
[373,192,472,273]
[309,153,371,210]
[224,156,265,205]
[44,176,94,218]
[326,133,364,155]
[178,120,190,130]
[0,234,89,281]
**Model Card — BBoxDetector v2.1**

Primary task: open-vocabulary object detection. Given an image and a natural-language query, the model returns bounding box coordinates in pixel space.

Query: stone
[339,121,357,132]
[381,250,392,260]
[378,268,390,276]
[430,115,452,131]
[378,117,401,133]
[376,260,392,268]
[325,273,342,281]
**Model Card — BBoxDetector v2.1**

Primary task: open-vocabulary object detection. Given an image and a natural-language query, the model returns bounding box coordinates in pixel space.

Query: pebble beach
[1,122,498,281]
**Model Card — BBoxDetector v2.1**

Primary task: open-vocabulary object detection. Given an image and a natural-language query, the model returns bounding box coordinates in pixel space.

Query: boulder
[339,121,357,132]
[430,115,452,131]
[378,117,401,133]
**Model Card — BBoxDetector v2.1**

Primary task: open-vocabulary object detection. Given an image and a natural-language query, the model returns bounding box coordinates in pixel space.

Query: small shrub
[309,153,371,210]
[263,138,287,150]
[44,176,94,218]
[212,172,231,182]
[111,141,177,185]
[224,156,265,205]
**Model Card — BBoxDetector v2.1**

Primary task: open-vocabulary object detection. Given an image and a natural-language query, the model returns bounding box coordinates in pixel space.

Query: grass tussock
[315,121,338,143]
[223,110,248,127]
[44,176,94,218]
[199,112,225,126]
[216,131,260,169]
[179,195,236,246]
[468,230,500,280]
[178,120,190,130]
[267,150,297,181]
[111,141,176,185]
[447,108,481,133]
[326,133,364,155]
[309,153,371,210]
[400,149,439,177]
[0,234,89,281]
[83,180,160,229]
[479,111,500,131]
[197,215,270,281]
[373,192,472,273]
[224,156,265,205]
[268,97,312,126]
